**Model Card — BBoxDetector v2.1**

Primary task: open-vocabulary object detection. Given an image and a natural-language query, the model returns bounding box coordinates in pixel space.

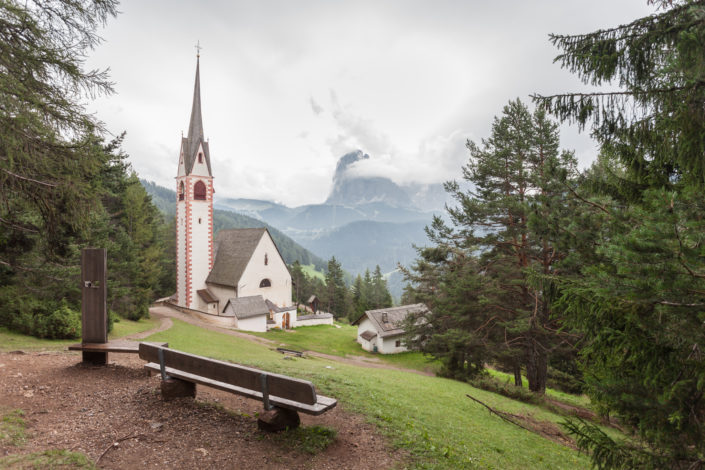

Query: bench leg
[160,378,196,401]
[82,351,108,365]
[257,407,301,432]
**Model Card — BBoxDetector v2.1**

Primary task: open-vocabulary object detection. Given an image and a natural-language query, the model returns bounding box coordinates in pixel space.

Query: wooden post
[81,248,108,364]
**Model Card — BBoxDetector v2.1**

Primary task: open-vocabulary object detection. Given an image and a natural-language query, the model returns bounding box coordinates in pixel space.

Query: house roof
[223,295,270,320]
[352,303,429,338]
[206,228,267,286]
[359,330,377,341]
[265,299,293,313]
[307,295,318,303]
[196,289,218,304]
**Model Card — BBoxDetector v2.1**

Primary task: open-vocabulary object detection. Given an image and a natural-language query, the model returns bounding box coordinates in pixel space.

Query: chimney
[382,312,388,323]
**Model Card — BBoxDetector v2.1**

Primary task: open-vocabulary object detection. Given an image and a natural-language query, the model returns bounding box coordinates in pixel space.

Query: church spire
[181,46,212,177]
[186,54,204,145]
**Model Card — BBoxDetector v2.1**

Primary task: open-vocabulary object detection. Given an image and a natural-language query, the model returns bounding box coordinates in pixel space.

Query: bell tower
[176,51,214,310]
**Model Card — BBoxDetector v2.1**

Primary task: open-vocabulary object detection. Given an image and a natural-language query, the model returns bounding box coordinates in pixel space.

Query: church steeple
[181,52,212,177]
[187,56,204,145]
[175,47,215,311]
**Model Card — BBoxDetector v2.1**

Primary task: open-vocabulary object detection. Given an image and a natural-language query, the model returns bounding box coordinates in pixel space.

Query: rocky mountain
[325,150,412,208]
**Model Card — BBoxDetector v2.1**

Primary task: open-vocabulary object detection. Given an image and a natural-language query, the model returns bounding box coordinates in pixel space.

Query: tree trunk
[525,341,547,394]
[513,362,523,387]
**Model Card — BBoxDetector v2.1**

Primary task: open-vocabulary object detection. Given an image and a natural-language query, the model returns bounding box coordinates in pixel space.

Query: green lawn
[301,263,325,281]
[0,327,76,352]
[0,317,158,352]
[252,323,440,374]
[145,319,591,469]
[109,316,158,339]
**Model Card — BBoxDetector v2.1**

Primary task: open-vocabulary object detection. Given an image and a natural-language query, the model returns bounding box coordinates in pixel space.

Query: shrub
[546,366,584,395]
[469,375,541,405]
[34,302,81,339]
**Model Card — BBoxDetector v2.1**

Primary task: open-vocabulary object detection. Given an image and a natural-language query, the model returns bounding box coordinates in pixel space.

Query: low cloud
[311,90,471,187]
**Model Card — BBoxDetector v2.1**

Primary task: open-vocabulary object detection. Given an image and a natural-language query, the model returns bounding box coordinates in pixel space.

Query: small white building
[352,304,429,354]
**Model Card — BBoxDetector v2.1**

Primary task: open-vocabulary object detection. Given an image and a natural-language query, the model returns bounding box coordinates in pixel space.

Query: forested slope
[141,180,327,271]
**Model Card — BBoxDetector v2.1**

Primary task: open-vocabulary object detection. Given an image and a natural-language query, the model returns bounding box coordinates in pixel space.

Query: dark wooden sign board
[80,248,108,364]
[69,248,166,362]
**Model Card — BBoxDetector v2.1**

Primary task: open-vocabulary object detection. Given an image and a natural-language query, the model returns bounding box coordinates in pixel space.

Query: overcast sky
[86,0,656,207]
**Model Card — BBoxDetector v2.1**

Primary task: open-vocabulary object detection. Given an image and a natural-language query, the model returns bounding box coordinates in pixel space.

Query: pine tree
[325,256,347,318]
[404,99,575,392]
[370,265,393,309]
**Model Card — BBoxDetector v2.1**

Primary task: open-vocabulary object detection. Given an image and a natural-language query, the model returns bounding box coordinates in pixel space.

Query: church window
[194,180,207,200]
[178,181,185,201]
[264,254,268,265]
[259,279,271,288]
[198,152,203,163]
[198,218,202,224]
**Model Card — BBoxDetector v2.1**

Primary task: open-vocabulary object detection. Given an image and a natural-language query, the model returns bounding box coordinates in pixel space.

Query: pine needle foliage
[534,2,705,467]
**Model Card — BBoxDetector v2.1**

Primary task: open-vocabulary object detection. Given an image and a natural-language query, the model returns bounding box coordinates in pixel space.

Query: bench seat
[144,362,336,415]
[138,343,337,417]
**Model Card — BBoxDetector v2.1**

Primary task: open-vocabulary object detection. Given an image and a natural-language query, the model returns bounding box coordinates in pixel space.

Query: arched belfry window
[178,181,185,201]
[259,279,271,288]
[194,180,207,200]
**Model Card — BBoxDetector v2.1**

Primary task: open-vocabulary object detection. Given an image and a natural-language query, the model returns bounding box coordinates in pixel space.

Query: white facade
[295,315,334,327]
[237,233,292,307]
[235,315,267,332]
[356,317,408,354]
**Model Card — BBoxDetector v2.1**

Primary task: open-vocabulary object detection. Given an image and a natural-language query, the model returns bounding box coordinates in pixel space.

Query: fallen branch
[96,432,150,465]
[466,393,535,434]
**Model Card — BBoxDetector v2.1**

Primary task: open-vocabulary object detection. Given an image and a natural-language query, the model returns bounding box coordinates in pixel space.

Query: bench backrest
[139,343,317,405]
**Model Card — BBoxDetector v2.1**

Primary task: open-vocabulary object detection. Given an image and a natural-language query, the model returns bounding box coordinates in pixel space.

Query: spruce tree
[533,2,705,467]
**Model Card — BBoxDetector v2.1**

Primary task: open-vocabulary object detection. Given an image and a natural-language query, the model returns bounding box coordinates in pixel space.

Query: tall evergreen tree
[404,99,575,392]
[534,2,705,467]
[325,256,348,318]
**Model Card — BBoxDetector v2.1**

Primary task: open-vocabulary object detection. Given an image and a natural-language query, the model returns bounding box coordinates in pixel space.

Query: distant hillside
[141,180,327,271]
[300,219,429,275]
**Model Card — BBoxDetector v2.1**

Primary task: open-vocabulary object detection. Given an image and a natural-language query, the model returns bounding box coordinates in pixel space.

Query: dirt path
[121,315,173,340]
[0,351,405,469]
[146,305,434,376]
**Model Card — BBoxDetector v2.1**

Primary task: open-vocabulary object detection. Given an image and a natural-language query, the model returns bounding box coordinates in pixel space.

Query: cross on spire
[195,40,202,58]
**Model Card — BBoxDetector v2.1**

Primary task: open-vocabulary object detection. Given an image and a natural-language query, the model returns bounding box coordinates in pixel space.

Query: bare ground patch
[0,351,406,469]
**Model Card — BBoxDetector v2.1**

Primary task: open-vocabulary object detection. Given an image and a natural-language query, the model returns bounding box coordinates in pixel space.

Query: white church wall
[294,315,333,327]
[235,315,267,332]
[176,197,187,306]
[207,284,236,313]
[190,143,210,176]
[239,233,292,307]
[188,177,212,308]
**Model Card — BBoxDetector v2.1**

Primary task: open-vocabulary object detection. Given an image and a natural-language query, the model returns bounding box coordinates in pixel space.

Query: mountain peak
[325,150,410,207]
[333,150,369,181]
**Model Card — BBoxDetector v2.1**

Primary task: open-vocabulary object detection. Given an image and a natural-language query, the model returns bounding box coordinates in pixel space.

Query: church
[173,53,297,332]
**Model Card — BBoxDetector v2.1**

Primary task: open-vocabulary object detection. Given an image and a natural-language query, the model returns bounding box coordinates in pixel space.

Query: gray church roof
[206,228,267,287]
[352,303,429,338]
[181,56,213,176]
[223,295,270,320]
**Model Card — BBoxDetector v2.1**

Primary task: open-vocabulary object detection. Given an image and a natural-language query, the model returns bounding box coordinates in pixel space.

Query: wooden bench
[138,343,336,431]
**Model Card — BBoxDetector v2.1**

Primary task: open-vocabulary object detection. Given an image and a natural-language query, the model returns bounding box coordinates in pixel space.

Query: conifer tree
[534,2,705,467]
[403,99,575,392]
[325,256,348,318]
